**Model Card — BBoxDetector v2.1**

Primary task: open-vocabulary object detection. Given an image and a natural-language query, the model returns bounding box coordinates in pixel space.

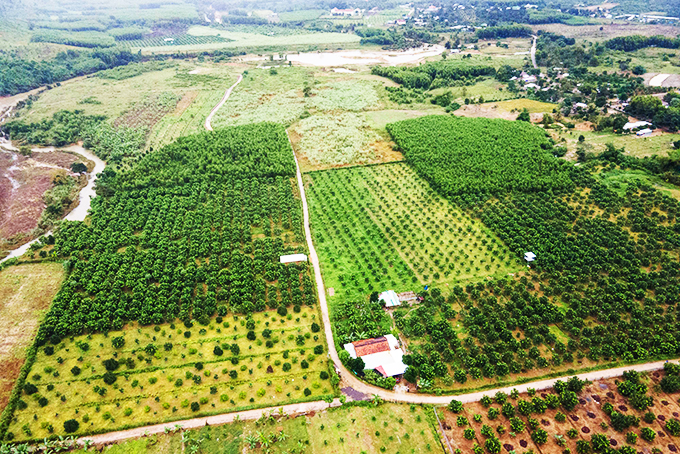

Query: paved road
[204,74,243,131]
[78,399,342,445]
[530,35,538,69]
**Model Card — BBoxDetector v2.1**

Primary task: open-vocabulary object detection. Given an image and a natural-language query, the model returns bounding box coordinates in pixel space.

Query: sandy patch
[649,73,671,87]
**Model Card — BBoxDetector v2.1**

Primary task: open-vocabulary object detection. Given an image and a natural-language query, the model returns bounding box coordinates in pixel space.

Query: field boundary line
[204,74,243,131]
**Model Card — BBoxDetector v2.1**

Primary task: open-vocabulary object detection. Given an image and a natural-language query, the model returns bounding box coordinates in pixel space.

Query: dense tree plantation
[384,115,680,390]
[0,49,139,96]
[371,61,497,90]
[387,116,575,204]
[36,123,310,343]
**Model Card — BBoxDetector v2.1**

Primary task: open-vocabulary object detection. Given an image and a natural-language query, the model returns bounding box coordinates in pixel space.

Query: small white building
[623,121,652,131]
[279,254,308,264]
[637,128,653,136]
[379,290,401,307]
[524,251,536,262]
[344,334,408,377]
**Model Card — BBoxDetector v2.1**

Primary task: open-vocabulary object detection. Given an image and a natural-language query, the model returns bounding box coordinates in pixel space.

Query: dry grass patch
[0,262,64,412]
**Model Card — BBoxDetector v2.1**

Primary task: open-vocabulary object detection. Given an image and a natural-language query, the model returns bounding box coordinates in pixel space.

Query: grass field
[9,307,332,441]
[554,128,676,159]
[67,403,442,453]
[131,26,361,53]
[211,66,311,128]
[307,162,522,304]
[18,62,239,124]
[0,263,64,414]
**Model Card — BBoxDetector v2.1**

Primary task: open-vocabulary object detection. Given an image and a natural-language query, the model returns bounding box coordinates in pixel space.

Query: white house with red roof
[343,334,408,377]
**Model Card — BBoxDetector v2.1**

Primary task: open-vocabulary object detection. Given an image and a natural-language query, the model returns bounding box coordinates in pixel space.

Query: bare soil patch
[0,262,64,412]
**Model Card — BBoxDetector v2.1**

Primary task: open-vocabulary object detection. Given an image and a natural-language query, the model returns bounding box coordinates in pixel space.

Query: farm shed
[636,128,653,136]
[343,334,408,377]
[279,254,308,264]
[524,251,536,262]
[379,290,401,307]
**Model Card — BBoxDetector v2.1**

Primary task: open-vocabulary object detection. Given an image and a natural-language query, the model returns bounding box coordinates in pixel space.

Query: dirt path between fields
[531,35,538,69]
[204,74,243,131]
[78,399,343,445]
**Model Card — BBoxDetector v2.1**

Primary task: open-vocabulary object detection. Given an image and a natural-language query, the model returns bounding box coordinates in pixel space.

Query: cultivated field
[443,371,680,454]
[0,263,64,414]
[307,162,522,304]
[9,308,332,441]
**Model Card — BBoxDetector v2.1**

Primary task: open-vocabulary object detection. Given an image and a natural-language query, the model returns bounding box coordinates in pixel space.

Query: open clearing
[0,262,64,414]
[10,307,332,441]
[553,128,676,159]
[454,99,557,121]
[306,162,521,304]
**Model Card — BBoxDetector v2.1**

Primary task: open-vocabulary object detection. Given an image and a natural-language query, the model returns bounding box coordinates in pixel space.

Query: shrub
[199,397,208,404]
[38,397,48,407]
[300,360,309,369]
[175,379,183,387]
[247,331,256,341]
[314,345,323,355]
[277,306,288,316]
[666,418,680,436]
[71,366,81,376]
[44,346,54,356]
[103,372,117,385]
[190,402,200,411]
[283,362,291,372]
[448,399,463,413]
[195,362,204,370]
[103,358,119,371]
[112,336,125,348]
[320,371,329,380]
[164,342,173,351]
[23,383,38,395]
[220,394,229,402]
[641,427,656,442]
[311,322,320,332]
[184,331,191,338]
[464,428,475,440]
[304,388,311,396]
[124,408,133,416]
[63,419,79,433]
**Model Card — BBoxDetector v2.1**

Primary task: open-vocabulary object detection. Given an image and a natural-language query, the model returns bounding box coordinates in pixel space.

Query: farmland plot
[9,308,331,441]
[307,162,521,303]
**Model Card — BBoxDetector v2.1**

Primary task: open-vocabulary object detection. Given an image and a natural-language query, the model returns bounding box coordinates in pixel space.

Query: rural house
[343,334,408,377]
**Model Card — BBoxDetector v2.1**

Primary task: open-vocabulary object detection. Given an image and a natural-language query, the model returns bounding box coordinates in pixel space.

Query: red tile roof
[353,337,390,357]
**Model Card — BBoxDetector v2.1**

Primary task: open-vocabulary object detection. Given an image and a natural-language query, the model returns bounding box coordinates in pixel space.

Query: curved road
[204,74,243,132]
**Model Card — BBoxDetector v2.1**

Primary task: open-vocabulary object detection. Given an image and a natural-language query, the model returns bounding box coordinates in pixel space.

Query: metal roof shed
[279,254,308,264]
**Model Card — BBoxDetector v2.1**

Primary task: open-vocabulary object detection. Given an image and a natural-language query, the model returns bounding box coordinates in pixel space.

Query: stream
[0,144,105,263]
